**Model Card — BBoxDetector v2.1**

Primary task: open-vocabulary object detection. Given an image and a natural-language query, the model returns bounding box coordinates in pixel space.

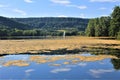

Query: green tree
[109,6,120,37]
[117,31,120,39]
[85,19,95,36]
[99,17,111,36]
[0,27,9,36]
[94,18,101,37]
[23,30,37,36]
[10,29,23,36]
[86,17,111,37]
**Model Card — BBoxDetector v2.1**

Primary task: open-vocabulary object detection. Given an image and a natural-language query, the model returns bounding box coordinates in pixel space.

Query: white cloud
[90,0,120,2]
[79,13,85,18]
[77,6,87,9]
[50,0,87,10]
[62,4,87,9]
[51,68,71,73]
[89,69,114,78]
[58,15,68,17]
[99,7,107,10]
[65,4,76,7]
[13,9,27,16]
[24,0,33,3]
[66,4,87,9]
[0,4,8,8]
[50,0,71,5]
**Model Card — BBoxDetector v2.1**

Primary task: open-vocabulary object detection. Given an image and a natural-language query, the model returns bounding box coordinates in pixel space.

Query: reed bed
[0,36,120,54]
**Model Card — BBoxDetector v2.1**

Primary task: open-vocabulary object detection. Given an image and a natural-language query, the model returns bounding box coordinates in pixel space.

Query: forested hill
[0,16,31,29]
[12,17,89,31]
[0,16,89,31]
[0,16,89,37]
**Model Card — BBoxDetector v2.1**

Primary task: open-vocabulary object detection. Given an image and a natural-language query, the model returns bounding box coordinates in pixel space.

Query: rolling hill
[0,16,89,37]
[12,17,89,31]
[0,16,31,30]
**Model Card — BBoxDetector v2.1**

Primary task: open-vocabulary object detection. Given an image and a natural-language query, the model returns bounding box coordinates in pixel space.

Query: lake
[0,53,120,80]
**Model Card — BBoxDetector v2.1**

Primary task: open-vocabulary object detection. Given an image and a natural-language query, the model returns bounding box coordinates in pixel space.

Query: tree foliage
[85,19,95,36]
[117,31,120,40]
[85,17,111,37]
[0,16,89,38]
[12,17,89,31]
[85,6,120,38]
[109,6,120,37]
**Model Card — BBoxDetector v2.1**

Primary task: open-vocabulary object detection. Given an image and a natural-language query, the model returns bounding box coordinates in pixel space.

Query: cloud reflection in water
[51,68,71,73]
[89,69,114,78]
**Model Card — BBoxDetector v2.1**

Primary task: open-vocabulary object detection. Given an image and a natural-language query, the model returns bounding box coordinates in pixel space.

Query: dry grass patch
[3,60,29,67]
[0,36,119,54]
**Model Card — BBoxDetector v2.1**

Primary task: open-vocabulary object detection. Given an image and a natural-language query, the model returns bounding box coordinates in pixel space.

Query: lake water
[0,53,120,80]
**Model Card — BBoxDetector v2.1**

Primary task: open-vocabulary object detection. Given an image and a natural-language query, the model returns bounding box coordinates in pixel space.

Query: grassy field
[0,36,120,54]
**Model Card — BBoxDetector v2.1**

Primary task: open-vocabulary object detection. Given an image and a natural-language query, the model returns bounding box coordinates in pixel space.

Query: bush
[117,31,120,40]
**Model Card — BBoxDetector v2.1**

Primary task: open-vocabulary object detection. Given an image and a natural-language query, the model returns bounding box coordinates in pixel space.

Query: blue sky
[0,0,120,18]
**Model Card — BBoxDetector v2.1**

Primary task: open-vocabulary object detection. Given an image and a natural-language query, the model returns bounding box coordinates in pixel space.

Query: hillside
[12,17,89,31]
[0,16,89,37]
[0,16,31,30]
[0,16,89,31]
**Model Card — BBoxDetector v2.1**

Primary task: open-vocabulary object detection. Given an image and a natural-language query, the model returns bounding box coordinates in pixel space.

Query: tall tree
[85,19,95,36]
[86,17,111,37]
[94,18,101,37]
[99,17,111,36]
[109,6,120,37]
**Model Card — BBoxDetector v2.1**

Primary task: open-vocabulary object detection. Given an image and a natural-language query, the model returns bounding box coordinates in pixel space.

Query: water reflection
[78,63,87,67]
[89,69,114,78]
[111,59,120,70]
[0,54,118,67]
[25,69,35,77]
[0,54,120,80]
[51,68,71,73]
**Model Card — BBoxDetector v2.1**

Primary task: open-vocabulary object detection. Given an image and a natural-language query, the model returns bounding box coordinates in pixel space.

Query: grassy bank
[0,36,120,55]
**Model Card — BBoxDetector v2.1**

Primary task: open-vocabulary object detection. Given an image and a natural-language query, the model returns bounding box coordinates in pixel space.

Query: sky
[0,0,120,18]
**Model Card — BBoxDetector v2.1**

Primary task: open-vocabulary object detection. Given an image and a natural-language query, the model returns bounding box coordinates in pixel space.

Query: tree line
[0,27,84,37]
[0,16,88,38]
[85,6,120,39]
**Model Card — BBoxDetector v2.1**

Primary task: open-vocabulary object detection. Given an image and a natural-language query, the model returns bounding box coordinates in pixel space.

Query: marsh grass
[0,36,120,55]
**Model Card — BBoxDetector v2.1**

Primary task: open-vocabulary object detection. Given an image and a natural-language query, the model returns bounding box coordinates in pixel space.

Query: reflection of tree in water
[111,59,120,70]
[90,49,120,70]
